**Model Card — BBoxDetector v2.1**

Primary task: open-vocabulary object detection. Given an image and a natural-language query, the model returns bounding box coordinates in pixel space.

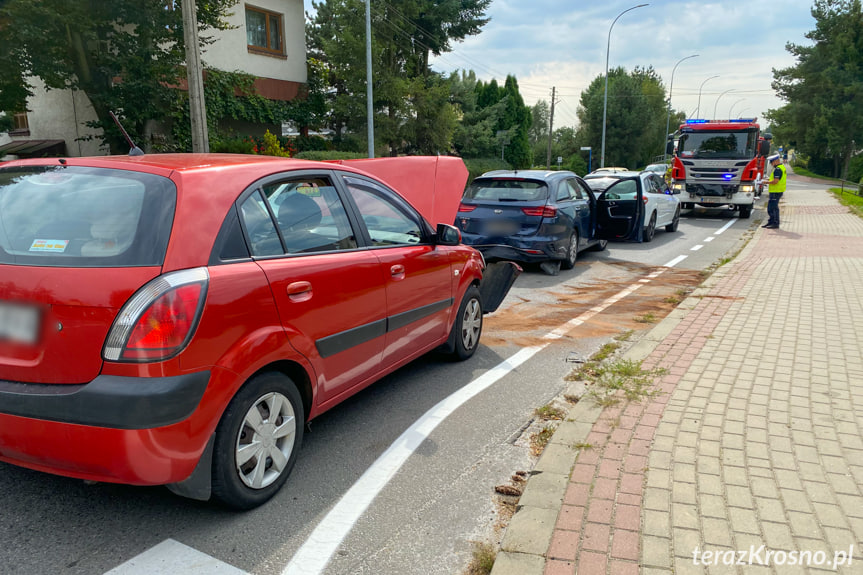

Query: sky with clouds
[424,0,817,129]
[306,0,819,131]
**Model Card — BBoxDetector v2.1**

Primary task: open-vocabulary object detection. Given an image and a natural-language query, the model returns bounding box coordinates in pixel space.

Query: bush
[210,136,256,154]
[294,150,368,161]
[463,158,511,183]
[257,130,295,157]
[565,154,588,176]
[295,135,330,153]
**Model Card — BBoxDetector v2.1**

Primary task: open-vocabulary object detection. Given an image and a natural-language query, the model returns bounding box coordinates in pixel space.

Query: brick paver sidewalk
[493,178,863,574]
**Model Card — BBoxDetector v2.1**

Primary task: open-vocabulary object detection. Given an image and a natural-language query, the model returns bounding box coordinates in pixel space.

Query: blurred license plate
[0,301,40,344]
[485,221,519,235]
[700,197,721,204]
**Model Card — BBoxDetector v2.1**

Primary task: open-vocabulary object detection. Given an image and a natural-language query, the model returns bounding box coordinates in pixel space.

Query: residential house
[0,0,307,160]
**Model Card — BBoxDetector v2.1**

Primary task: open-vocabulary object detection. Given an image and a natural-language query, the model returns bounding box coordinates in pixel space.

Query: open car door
[595,178,643,241]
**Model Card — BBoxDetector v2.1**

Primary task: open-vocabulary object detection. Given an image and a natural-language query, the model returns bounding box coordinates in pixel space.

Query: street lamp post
[695,75,719,118]
[728,98,746,118]
[713,89,734,119]
[365,0,374,158]
[600,3,648,168]
[664,54,698,161]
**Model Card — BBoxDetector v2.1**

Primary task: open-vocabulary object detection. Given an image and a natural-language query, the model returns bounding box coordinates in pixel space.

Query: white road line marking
[283,267,672,575]
[714,219,737,235]
[104,539,248,575]
[663,255,688,268]
[704,236,715,242]
[691,244,704,251]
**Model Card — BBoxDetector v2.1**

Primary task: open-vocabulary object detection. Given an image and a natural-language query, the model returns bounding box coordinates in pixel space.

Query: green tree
[401,74,457,154]
[0,0,236,153]
[450,71,506,159]
[529,100,551,166]
[501,76,532,169]
[453,74,532,168]
[307,0,490,155]
[769,0,863,179]
[575,66,669,169]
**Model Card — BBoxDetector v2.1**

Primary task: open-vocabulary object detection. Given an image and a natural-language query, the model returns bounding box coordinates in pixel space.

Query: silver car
[583,171,681,242]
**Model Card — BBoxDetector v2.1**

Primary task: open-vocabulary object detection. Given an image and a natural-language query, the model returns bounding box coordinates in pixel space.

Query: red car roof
[2,154,469,270]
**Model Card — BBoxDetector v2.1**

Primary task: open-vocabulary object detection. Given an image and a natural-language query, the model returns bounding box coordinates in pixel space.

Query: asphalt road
[0,197,764,575]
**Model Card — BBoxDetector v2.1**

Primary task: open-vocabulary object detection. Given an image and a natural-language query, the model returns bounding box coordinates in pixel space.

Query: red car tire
[211,372,305,510]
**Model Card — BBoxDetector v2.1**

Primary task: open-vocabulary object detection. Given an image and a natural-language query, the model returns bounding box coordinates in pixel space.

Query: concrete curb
[489,233,753,575]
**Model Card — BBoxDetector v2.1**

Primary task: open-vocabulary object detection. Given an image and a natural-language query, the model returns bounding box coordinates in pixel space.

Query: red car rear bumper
[0,371,216,485]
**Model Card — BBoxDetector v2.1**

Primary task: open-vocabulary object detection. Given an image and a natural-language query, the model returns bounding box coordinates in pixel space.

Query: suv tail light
[521,206,557,217]
[458,203,477,212]
[103,268,209,362]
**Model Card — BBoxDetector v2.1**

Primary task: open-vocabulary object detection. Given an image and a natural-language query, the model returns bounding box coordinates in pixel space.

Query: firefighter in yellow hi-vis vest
[762,154,786,229]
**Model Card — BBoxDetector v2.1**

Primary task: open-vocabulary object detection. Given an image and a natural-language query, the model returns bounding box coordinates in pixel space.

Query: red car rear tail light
[103,268,209,362]
[458,203,477,212]
[521,206,557,217]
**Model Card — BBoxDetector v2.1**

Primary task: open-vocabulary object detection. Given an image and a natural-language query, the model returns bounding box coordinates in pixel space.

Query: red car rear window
[0,165,175,267]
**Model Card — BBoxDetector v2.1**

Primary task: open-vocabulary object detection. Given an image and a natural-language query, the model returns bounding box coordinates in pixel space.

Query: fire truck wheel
[739,206,752,219]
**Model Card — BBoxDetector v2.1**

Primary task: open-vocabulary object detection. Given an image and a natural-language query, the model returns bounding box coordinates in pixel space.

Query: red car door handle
[286,281,313,302]
[390,264,405,279]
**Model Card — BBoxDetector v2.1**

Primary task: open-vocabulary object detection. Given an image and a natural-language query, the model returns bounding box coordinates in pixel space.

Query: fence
[838,178,862,198]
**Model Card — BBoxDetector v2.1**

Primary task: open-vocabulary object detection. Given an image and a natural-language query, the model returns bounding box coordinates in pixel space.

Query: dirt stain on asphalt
[483,265,705,348]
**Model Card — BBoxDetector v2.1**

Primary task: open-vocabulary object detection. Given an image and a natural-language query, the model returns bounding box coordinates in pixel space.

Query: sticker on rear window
[29,239,69,253]
[297,185,322,197]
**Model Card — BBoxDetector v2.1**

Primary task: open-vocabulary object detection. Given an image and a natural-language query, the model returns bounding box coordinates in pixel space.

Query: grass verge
[829,187,863,219]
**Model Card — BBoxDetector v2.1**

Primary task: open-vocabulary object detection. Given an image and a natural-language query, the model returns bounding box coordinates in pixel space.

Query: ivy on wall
[159,60,328,154]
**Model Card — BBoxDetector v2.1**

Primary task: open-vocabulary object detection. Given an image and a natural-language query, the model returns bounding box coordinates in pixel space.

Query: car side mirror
[435,223,461,246]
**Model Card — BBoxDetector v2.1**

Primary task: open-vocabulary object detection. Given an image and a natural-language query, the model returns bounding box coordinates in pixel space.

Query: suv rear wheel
[561,231,579,270]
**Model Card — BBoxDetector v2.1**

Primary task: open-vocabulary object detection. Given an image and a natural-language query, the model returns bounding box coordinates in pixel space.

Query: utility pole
[546,86,556,169]
[182,0,209,153]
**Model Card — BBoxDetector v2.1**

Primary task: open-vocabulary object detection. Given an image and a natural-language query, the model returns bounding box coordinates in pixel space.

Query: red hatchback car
[0,154,517,509]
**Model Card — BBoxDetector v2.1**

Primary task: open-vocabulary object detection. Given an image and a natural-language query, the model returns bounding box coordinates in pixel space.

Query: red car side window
[343,177,423,247]
[261,178,357,254]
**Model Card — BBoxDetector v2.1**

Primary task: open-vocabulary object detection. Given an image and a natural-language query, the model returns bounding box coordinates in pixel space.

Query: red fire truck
[668,119,771,219]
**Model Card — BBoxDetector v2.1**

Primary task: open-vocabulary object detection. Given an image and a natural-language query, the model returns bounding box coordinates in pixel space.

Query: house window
[11,112,29,135]
[246,5,284,56]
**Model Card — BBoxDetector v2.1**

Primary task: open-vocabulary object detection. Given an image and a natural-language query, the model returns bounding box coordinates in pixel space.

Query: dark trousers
[767,193,783,226]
